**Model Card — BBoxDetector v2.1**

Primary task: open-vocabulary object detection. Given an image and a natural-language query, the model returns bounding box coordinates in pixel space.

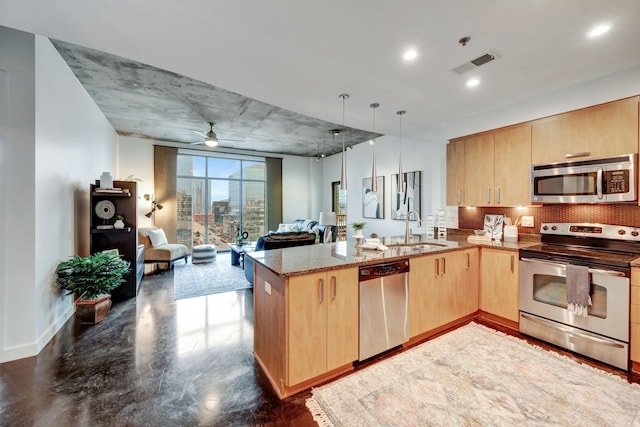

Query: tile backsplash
[457,204,640,235]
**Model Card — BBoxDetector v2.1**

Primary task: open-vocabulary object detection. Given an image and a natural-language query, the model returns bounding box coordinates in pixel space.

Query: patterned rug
[306,322,640,426]
[173,252,252,300]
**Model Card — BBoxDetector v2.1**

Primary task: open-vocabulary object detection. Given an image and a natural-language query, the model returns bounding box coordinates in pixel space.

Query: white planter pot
[354,229,363,238]
[114,219,125,229]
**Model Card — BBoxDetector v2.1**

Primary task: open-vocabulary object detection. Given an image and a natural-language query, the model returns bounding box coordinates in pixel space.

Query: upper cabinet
[447,124,531,207]
[447,96,639,207]
[494,124,532,206]
[531,96,639,164]
[446,139,465,206]
[464,133,496,206]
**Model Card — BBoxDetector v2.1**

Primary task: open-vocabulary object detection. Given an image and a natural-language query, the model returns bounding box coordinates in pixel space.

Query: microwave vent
[451,51,501,75]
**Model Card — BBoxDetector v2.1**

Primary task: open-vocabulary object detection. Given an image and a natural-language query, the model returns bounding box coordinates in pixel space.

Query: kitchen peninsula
[247,234,535,399]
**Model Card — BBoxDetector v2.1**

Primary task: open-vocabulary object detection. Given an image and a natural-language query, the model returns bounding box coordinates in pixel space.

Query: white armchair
[138,227,189,270]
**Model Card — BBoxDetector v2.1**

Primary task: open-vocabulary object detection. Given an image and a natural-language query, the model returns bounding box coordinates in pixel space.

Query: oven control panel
[540,222,640,241]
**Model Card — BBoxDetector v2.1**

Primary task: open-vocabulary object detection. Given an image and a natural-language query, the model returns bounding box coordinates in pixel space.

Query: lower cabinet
[462,248,480,316]
[409,248,479,338]
[287,267,358,386]
[480,248,519,323]
[630,267,640,366]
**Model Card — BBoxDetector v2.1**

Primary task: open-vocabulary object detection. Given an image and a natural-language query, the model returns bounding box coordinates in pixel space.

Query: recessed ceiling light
[466,78,480,88]
[403,49,417,60]
[588,24,610,38]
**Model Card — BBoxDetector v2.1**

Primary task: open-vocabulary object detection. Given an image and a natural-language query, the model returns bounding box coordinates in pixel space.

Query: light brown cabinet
[446,139,465,205]
[531,96,639,164]
[494,124,532,206]
[447,124,532,207]
[287,267,358,386]
[462,248,480,316]
[409,248,479,338]
[464,133,495,206]
[480,248,519,323]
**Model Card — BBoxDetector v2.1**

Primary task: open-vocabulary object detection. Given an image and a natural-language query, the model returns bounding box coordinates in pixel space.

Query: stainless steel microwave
[531,153,638,203]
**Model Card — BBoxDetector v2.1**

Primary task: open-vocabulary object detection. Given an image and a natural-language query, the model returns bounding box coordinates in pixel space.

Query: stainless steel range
[519,222,640,370]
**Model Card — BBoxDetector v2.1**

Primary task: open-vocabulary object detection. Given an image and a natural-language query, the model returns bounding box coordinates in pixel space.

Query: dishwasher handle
[359,259,409,282]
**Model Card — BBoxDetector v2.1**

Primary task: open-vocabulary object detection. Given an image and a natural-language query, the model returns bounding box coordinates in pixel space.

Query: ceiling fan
[190,121,245,147]
[191,121,220,147]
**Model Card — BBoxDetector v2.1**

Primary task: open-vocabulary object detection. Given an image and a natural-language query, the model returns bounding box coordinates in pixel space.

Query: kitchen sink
[387,242,448,251]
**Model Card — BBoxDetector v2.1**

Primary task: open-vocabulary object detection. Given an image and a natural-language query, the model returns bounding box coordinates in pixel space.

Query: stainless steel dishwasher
[359,259,410,361]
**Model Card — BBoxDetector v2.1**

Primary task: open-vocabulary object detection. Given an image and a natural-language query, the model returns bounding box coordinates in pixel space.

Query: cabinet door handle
[510,255,514,273]
[466,253,470,270]
[565,151,590,159]
[496,187,501,204]
[457,189,461,205]
[331,276,337,300]
[319,278,324,303]
[441,257,446,275]
[435,258,440,277]
[486,188,491,204]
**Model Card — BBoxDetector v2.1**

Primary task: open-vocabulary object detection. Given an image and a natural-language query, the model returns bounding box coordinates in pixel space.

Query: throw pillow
[147,229,168,247]
[277,223,299,233]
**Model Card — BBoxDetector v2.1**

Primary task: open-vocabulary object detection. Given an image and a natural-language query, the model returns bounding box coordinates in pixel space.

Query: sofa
[244,219,338,284]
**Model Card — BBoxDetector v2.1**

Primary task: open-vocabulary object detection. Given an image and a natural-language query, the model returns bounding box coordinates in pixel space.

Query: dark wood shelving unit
[90,180,142,300]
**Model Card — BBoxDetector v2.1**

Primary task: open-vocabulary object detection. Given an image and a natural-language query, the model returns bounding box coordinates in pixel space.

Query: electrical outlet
[521,215,534,227]
[264,281,272,295]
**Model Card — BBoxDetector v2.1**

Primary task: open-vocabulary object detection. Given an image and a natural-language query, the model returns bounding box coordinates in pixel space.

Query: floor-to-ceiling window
[177,154,266,251]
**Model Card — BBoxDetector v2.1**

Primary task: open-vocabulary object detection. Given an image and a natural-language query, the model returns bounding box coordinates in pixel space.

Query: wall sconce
[144,193,163,218]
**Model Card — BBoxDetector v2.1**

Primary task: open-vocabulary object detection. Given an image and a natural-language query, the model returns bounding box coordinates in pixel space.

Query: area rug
[173,252,252,300]
[306,322,640,426]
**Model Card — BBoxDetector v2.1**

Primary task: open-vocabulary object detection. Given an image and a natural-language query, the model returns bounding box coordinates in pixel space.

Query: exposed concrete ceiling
[2,1,640,156]
[51,40,381,157]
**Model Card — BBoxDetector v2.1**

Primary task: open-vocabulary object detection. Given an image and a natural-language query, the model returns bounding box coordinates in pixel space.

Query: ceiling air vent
[451,51,501,75]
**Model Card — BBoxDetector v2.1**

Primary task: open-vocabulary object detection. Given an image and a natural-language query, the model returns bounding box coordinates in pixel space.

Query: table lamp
[319,212,337,243]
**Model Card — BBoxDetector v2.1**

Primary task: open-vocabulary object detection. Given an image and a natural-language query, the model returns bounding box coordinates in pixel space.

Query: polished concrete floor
[0,269,315,427]
[2,267,639,426]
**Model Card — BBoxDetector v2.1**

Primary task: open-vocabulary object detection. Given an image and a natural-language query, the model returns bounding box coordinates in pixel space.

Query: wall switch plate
[521,215,534,227]
[265,281,272,295]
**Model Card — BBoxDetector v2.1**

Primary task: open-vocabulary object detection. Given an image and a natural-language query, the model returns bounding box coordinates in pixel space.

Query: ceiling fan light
[205,135,218,147]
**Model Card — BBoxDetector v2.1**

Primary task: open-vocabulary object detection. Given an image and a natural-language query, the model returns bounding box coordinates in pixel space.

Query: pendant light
[369,103,379,192]
[339,93,349,191]
[397,110,406,193]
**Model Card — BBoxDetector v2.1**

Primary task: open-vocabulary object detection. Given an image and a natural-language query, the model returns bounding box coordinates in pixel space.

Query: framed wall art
[391,171,421,220]
[362,176,385,219]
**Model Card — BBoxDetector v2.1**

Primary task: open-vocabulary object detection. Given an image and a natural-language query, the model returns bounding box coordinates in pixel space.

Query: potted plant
[56,251,130,324]
[351,221,367,238]
[114,214,125,229]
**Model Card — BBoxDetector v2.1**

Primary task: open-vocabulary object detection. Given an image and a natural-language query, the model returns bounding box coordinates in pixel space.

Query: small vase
[114,219,125,229]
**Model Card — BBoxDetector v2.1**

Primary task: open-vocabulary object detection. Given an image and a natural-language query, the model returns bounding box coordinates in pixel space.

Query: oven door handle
[520,257,627,277]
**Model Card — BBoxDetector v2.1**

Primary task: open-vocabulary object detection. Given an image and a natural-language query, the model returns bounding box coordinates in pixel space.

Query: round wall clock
[95,200,116,220]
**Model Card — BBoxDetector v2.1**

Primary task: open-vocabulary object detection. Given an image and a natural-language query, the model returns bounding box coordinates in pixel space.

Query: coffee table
[228,242,255,267]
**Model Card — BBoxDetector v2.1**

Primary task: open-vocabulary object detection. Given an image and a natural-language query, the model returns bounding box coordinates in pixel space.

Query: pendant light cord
[397,110,406,193]
[339,94,349,191]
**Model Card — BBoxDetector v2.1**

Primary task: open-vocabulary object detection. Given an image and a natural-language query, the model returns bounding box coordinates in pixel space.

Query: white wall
[0,26,36,363]
[0,26,118,363]
[282,155,321,222]
[117,135,155,228]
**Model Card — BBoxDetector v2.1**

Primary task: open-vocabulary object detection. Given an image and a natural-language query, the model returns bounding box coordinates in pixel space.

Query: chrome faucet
[405,210,422,244]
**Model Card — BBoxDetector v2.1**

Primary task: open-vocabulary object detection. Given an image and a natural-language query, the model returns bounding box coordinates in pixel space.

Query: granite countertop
[246,229,539,278]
